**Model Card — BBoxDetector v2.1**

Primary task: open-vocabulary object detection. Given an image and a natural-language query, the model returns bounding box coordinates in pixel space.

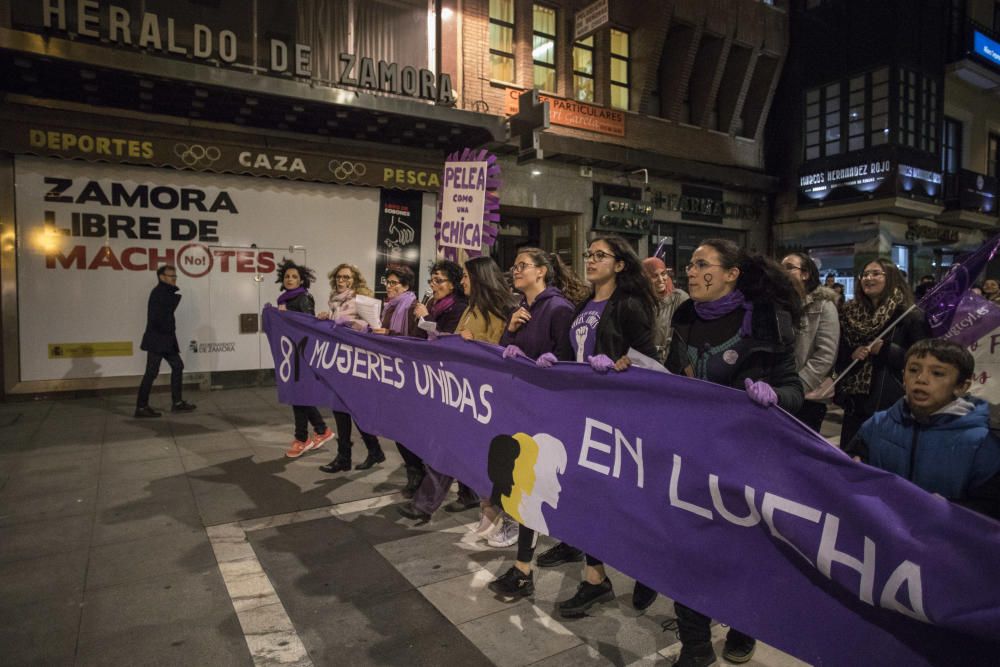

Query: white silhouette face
[530,433,567,509]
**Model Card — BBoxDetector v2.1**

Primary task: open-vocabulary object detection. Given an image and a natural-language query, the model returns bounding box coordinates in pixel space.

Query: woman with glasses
[537,235,660,619]
[781,252,840,432]
[370,266,424,495]
[316,264,386,474]
[835,258,929,447]
[666,239,803,667]
[398,256,517,523]
[486,248,583,596]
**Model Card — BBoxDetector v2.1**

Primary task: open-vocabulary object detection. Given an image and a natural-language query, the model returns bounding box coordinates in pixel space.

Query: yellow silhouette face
[502,433,538,522]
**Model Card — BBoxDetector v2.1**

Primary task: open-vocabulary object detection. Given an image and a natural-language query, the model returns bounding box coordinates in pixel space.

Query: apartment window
[489,0,515,82]
[870,67,889,146]
[610,29,630,110]
[573,36,595,103]
[847,75,865,151]
[533,4,557,92]
[897,68,939,154]
[942,117,962,174]
[989,132,1000,178]
[804,82,841,160]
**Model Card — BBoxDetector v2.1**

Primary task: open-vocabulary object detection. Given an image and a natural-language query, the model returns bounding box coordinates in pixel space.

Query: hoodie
[499,286,575,360]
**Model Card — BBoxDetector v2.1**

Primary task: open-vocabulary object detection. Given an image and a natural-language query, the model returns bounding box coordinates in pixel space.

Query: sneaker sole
[487,537,518,548]
[487,584,534,600]
[558,590,615,618]
[307,433,335,451]
[721,649,755,664]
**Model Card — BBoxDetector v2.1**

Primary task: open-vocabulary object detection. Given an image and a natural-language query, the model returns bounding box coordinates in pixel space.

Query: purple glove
[334,316,353,326]
[587,354,616,373]
[536,352,558,368]
[744,378,778,407]
[502,345,528,360]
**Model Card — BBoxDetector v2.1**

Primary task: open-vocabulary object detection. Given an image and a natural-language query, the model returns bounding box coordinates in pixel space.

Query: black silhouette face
[487,434,520,505]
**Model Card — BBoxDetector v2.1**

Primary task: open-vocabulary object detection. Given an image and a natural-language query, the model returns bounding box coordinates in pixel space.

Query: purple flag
[264,308,1000,666]
[938,292,1000,346]
[920,234,1000,338]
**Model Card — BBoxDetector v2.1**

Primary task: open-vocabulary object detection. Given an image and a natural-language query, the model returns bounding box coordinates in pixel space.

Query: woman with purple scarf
[665,238,803,667]
[275,259,335,459]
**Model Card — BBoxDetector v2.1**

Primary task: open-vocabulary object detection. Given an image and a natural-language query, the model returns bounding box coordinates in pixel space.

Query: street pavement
[0,387,830,666]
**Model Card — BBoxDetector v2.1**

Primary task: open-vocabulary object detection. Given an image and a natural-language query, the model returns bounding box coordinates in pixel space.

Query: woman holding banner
[370,265,427,496]
[835,258,930,447]
[665,238,803,667]
[487,248,580,596]
[317,264,386,473]
[538,236,661,617]
[398,256,516,523]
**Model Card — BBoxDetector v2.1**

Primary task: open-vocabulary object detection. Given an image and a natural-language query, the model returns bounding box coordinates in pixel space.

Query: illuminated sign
[593,184,652,234]
[974,31,1000,68]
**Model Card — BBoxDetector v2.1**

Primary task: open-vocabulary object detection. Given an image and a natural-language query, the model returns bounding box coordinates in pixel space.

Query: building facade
[769,0,1000,299]
[0,0,789,395]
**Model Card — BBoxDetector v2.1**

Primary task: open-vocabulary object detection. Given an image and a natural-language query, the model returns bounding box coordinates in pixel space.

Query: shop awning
[0,27,507,154]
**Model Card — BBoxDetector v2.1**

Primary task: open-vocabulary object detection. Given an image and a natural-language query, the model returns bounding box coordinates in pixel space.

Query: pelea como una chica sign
[435,149,501,259]
[23,0,454,104]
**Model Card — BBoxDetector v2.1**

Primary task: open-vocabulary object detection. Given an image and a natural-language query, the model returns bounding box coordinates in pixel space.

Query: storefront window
[490,0,516,82]
[610,29,630,111]
[574,36,595,103]
[989,132,1000,178]
[892,244,911,281]
[533,4,557,92]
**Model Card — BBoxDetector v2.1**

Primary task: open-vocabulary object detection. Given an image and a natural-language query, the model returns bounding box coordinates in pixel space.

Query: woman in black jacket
[665,238,804,667]
[835,258,929,446]
[275,259,334,459]
[412,259,468,337]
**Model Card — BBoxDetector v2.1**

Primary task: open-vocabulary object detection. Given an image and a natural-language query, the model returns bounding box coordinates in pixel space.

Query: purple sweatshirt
[499,286,575,360]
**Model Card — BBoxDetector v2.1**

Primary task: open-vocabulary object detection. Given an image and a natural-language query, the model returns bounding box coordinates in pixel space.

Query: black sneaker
[134,406,162,418]
[535,542,584,567]
[488,566,534,600]
[557,578,614,618]
[171,400,197,412]
[632,581,658,611]
[722,634,756,664]
[673,643,717,667]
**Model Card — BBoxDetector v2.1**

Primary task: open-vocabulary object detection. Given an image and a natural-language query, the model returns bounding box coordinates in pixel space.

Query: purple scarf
[693,289,754,337]
[429,293,456,320]
[277,286,307,305]
[387,291,417,334]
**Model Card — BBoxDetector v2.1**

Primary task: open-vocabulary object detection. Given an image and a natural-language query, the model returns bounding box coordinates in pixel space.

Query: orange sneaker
[308,428,334,451]
[285,439,312,458]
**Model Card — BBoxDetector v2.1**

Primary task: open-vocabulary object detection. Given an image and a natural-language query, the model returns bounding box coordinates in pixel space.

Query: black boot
[401,465,425,499]
[319,454,351,473]
[355,443,386,470]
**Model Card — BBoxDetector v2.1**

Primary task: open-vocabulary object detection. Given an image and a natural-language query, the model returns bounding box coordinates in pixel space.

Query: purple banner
[939,292,1000,346]
[264,307,1000,666]
[921,234,1000,338]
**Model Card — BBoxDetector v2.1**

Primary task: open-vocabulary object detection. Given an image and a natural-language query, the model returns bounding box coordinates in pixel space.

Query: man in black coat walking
[135,265,196,417]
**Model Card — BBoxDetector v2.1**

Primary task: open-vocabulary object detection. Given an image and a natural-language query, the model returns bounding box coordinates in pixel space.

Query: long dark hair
[856,257,914,311]
[516,247,591,305]
[590,235,656,319]
[784,251,820,293]
[276,257,316,290]
[700,239,803,322]
[465,256,516,322]
[430,259,465,297]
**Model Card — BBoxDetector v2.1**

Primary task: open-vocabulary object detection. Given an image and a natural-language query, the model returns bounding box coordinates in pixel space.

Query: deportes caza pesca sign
[264,308,1000,667]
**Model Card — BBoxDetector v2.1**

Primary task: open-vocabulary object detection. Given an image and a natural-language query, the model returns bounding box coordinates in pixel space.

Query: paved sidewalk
[0,388,820,666]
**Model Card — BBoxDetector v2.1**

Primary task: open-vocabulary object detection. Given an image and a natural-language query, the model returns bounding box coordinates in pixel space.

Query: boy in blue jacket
[844,338,1000,520]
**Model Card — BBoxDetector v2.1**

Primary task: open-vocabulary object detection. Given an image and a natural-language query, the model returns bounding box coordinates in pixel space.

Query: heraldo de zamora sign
[15,0,455,104]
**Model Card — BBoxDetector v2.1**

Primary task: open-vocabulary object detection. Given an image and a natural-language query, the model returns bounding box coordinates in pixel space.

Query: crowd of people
[267,236,1000,667]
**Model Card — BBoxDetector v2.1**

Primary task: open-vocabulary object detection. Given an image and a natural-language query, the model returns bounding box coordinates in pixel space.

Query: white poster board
[968,332,1000,403]
[13,155,403,381]
[574,0,610,41]
[437,160,487,251]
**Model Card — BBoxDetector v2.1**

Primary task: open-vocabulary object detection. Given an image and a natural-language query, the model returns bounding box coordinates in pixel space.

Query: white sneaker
[474,512,502,538]
[487,517,519,548]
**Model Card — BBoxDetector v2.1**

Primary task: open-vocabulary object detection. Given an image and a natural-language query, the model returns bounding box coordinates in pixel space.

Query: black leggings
[396,442,423,468]
[516,525,538,563]
[332,411,381,459]
[292,406,326,442]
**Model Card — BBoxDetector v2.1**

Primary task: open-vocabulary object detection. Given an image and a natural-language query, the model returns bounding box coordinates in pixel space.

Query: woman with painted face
[665,239,804,667]
[781,252,840,432]
[487,248,583,596]
[398,256,516,522]
[275,258,335,459]
[835,258,930,447]
[983,278,1000,305]
[316,264,386,474]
